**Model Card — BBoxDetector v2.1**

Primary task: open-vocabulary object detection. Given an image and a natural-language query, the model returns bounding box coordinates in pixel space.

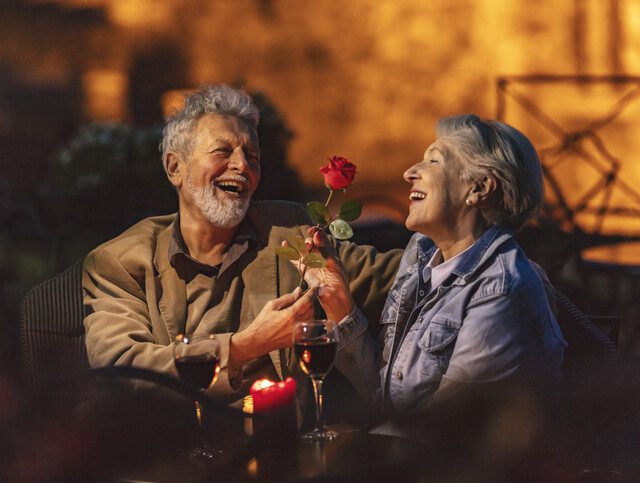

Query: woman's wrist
[325,296,355,323]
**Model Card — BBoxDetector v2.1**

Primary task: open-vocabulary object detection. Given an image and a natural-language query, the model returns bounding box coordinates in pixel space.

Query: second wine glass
[173,333,221,460]
[293,319,339,441]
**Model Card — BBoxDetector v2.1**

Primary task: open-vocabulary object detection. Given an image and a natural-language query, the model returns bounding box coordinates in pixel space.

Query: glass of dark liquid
[293,319,339,441]
[173,334,221,460]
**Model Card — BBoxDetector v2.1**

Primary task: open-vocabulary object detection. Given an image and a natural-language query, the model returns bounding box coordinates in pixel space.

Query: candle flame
[251,378,275,391]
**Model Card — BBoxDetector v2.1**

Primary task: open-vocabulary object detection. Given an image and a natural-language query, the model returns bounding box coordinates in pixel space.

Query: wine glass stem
[311,378,325,431]
[194,400,203,428]
[194,398,207,448]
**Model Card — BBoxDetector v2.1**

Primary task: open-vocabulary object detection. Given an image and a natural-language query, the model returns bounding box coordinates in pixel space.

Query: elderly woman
[309,114,566,413]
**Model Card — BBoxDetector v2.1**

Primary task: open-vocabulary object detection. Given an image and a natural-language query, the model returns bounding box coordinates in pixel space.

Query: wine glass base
[301,428,338,442]
[188,444,222,461]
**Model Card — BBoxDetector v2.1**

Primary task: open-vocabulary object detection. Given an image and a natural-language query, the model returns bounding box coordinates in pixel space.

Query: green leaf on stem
[301,252,327,268]
[329,219,354,240]
[338,199,362,222]
[288,235,308,254]
[306,201,331,225]
[275,246,300,261]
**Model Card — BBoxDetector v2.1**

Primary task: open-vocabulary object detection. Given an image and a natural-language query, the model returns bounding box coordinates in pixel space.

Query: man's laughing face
[181,114,260,228]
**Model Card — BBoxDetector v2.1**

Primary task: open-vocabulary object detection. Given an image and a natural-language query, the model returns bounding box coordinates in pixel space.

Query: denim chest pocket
[417,317,461,376]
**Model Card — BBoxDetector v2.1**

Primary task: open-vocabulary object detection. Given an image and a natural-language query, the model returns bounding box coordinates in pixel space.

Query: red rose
[319,156,357,190]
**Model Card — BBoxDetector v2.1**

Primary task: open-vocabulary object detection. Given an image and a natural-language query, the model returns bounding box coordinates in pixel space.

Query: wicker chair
[553,288,618,385]
[19,259,89,392]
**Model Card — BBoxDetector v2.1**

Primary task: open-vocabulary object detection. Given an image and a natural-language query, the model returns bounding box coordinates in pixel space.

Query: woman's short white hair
[160,83,259,162]
[436,114,543,231]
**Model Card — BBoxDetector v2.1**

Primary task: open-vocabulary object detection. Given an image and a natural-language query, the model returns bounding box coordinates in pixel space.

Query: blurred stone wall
[3,0,639,220]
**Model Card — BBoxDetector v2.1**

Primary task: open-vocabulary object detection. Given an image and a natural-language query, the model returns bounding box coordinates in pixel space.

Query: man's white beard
[184,173,250,229]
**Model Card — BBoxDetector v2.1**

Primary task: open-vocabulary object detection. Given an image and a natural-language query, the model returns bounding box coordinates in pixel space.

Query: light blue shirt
[335,225,567,413]
[423,244,472,293]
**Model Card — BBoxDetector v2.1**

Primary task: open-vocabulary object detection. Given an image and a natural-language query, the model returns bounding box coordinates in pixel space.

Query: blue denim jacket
[335,225,567,413]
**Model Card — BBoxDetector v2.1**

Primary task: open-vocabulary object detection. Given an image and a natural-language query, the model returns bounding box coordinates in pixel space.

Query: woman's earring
[465,199,472,206]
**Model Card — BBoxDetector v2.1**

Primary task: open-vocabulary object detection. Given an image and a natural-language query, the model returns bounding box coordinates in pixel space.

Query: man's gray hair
[161,83,259,162]
[436,114,543,231]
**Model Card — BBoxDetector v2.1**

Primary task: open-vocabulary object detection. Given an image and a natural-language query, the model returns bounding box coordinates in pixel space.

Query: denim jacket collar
[413,224,513,286]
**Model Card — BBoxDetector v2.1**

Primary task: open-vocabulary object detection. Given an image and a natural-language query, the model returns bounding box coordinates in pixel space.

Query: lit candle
[250,377,297,414]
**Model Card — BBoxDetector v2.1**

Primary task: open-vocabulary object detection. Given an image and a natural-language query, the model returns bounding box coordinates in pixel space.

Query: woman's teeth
[409,191,426,201]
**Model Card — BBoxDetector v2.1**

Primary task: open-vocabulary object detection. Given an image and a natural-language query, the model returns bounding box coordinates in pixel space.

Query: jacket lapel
[276,247,304,379]
[154,220,188,339]
[249,249,285,380]
[254,247,293,381]
[242,217,303,381]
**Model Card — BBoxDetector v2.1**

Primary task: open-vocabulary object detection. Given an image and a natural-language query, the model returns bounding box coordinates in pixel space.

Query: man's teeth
[216,180,244,193]
[409,192,426,201]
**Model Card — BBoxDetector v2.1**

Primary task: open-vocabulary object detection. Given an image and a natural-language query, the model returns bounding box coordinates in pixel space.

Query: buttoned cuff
[337,306,369,348]
[204,332,244,396]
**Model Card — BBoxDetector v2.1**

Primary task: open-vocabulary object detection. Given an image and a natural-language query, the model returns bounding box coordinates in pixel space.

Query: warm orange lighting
[107,0,172,29]
[160,89,192,119]
[246,457,258,477]
[82,69,128,121]
[622,0,640,73]
[242,395,254,414]
[500,77,640,236]
[48,0,640,234]
[251,378,275,392]
[582,241,640,266]
[584,0,609,72]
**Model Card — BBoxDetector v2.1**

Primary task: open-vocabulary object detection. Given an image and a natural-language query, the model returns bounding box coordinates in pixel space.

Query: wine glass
[173,333,221,460]
[293,319,339,441]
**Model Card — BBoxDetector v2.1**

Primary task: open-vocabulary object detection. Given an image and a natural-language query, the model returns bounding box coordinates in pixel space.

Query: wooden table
[6,366,640,482]
[4,367,425,482]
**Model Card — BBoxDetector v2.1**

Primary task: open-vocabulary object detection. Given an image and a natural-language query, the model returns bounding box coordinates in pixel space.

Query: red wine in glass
[292,320,339,441]
[173,334,222,460]
[294,337,337,379]
[174,353,220,390]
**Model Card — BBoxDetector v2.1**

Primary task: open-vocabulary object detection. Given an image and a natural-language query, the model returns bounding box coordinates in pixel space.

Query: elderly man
[83,84,400,404]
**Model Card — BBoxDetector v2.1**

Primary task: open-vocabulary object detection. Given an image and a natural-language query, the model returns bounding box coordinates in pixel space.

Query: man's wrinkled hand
[283,227,355,323]
[229,288,316,367]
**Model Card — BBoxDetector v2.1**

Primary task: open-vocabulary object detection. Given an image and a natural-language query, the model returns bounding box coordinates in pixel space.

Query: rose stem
[324,189,334,208]
[298,189,334,289]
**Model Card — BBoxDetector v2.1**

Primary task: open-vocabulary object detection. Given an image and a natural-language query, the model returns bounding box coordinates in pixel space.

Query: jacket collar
[414,224,513,286]
[451,224,512,283]
[167,211,259,270]
[154,215,177,276]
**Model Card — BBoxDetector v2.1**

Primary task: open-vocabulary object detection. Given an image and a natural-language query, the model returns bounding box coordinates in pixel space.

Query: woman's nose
[404,163,420,183]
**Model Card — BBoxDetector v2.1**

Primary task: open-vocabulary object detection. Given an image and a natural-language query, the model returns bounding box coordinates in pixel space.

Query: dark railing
[497,75,640,236]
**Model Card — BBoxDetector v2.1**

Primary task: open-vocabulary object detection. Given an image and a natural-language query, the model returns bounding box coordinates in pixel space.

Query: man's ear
[467,176,498,205]
[164,152,183,189]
